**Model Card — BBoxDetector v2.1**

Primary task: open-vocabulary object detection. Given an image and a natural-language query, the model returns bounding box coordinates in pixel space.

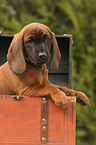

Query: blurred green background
[0,0,96,144]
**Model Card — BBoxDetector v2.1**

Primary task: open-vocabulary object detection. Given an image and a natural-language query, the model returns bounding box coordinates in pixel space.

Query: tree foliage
[0,0,96,144]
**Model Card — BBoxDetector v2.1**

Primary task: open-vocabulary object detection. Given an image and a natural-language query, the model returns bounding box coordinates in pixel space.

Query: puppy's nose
[38,52,47,59]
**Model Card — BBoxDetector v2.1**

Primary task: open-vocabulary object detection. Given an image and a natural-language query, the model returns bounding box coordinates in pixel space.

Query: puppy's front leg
[57,86,89,106]
[19,84,68,110]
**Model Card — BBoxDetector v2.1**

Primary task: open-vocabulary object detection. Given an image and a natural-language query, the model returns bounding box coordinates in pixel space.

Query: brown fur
[0,23,89,110]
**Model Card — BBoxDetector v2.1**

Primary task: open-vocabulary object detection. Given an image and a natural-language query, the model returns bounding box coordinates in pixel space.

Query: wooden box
[0,95,75,145]
[0,35,76,145]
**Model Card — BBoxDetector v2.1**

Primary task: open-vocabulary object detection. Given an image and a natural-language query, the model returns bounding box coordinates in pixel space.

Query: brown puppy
[0,23,89,110]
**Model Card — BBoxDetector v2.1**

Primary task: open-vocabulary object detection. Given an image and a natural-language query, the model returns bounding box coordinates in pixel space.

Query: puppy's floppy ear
[50,32,61,71]
[7,33,26,75]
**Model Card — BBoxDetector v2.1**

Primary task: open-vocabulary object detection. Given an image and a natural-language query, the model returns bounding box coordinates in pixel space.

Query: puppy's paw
[76,92,89,106]
[52,92,68,110]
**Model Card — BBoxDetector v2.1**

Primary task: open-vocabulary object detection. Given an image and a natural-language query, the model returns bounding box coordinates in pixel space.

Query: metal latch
[12,96,24,100]
[68,96,76,102]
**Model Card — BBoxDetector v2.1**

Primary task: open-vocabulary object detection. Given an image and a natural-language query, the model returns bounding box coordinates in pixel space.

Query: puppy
[0,23,89,110]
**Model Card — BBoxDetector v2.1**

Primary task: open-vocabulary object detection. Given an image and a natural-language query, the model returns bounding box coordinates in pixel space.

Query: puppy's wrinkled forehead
[23,23,51,39]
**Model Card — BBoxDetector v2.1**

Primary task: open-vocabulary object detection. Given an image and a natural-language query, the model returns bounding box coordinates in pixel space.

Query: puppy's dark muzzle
[38,52,47,60]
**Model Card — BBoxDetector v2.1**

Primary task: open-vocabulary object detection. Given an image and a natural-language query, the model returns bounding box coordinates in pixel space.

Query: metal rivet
[42,137,46,142]
[16,96,20,100]
[42,97,46,101]
[42,118,46,123]
[42,126,46,130]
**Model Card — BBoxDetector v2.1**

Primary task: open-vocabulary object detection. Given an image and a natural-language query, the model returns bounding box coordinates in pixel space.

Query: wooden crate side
[0,95,76,145]
[0,96,41,142]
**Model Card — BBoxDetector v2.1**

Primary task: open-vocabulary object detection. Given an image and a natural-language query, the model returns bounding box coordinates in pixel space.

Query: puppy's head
[7,23,61,75]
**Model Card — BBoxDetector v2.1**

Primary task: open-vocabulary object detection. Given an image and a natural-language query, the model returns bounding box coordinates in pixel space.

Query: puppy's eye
[27,39,32,44]
[43,34,50,42]
[26,36,34,44]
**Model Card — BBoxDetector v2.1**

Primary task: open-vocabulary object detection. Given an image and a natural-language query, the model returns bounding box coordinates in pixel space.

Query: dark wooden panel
[47,36,70,73]
[0,35,13,66]
[48,74,68,87]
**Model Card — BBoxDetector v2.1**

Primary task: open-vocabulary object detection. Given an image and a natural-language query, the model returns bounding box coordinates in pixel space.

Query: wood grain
[0,95,76,145]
